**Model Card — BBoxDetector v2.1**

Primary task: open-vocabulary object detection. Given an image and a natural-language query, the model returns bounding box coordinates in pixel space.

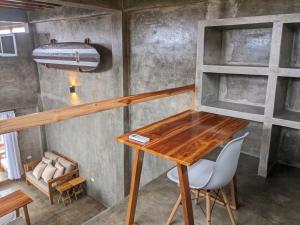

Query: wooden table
[0,190,33,225]
[117,110,248,225]
[57,181,73,206]
[69,177,86,200]
[57,176,86,205]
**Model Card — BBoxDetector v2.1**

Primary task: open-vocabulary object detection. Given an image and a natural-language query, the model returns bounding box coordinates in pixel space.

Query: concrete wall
[128,4,205,185]
[125,0,300,185]
[0,8,27,23]
[16,107,44,162]
[0,33,39,111]
[31,13,125,207]
[0,9,43,164]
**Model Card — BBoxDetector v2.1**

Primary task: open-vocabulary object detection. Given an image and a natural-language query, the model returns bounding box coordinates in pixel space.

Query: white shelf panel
[273,111,300,130]
[202,65,269,76]
[278,68,300,78]
[201,104,265,123]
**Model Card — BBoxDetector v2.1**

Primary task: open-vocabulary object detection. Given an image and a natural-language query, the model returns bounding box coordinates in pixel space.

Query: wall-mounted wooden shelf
[196,13,300,177]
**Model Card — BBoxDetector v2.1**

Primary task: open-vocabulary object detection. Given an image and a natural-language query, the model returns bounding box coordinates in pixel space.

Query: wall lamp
[69,85,76,94]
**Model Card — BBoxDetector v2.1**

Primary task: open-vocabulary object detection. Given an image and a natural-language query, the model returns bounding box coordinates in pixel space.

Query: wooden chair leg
[221,188,236,225]
[195,190,200,205]
[206,191,211,225]
[166,194,182,225]
[230,175,238,210]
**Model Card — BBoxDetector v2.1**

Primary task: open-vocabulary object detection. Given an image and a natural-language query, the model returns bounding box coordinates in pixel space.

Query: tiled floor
[85,154,300,225]
[0,180,106,225]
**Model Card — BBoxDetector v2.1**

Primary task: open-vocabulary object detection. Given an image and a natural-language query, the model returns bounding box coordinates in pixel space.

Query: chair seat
[167,159,215,189]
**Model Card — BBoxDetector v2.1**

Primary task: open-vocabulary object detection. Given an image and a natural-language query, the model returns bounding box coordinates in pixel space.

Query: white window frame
[0,34,18,57]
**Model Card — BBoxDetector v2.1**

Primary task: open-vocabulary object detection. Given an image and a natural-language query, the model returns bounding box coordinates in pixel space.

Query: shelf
[274,77,300,124]
[272,116,300,130]
[278,68,300,78]
[201,65,269,76]
[201,72,267,117]
[280,23,300,69]
[201,105,264,122]
[270,125,300,168]
[203,24,272,67]
[205,101,265,115]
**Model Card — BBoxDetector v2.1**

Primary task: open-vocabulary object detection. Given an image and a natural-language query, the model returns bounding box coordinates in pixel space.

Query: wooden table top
[69,177,85,186]
[117,110,248,166]
[0,190,33,217]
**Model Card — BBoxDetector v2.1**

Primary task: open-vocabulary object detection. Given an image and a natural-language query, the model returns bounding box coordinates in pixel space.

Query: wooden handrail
[0,84,195,135]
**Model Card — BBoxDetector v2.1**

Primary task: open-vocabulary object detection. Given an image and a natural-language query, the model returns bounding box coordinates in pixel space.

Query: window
[0,34,17,56]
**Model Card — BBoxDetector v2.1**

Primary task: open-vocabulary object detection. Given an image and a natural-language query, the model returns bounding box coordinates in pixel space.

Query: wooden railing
[0,84,195,135]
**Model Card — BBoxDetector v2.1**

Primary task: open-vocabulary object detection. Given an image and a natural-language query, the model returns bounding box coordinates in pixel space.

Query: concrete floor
[0,170,8,183]
[0,180,106,225]
[85,154,300,225]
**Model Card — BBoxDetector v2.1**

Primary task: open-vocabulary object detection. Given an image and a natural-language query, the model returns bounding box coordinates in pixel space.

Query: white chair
[166,132,249,225]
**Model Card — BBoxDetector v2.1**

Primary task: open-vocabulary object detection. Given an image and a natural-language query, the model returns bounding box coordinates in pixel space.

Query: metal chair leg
[221,188,237,225]
[206,191,211,225]
[166,194,182,225]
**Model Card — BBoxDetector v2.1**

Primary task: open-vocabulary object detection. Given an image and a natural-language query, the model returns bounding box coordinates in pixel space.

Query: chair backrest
[204,132,249,190]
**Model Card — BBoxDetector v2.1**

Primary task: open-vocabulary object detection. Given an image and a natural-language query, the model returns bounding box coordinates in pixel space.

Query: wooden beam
[0,0,61,10]
[0,3,42,10]
[0,2,53,10]
[0,84,195,135]
[2,0,61,7]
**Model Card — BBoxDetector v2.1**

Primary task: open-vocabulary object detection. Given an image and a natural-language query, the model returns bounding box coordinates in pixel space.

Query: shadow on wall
[90,44,112,73]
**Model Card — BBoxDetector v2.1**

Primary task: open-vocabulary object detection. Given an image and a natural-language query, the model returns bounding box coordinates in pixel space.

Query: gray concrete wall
[0,8,27,23]
[16,107,44,162]
[0,9,43,164]
[0,33,39,112]
[128,4,205,186]
[32,14,125,207]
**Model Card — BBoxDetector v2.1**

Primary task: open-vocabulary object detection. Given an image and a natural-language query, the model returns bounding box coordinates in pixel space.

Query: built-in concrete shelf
[196,13,300,177]
[280,23,300,69]
[202,65,269,76]
[201,105,265,122]
[278,68,300,78]
[274,77,300,123]
[201,72,267,116]
[203,23,273,67]
[270,125,300,169]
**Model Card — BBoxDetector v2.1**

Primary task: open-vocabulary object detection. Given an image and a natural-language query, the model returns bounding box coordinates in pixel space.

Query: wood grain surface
[0,84,194,135]
[117,110,248,166]
[0,190,33,217]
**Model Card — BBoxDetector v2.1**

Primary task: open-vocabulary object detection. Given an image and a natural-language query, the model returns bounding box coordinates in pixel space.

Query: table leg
[16,208,20,217]
[23,205,31,225]
[125,148,144,225]
[230,174,238,210]
[177,164,194,225]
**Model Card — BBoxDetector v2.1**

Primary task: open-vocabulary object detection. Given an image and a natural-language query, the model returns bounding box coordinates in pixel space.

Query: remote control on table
[129,134,150,144]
